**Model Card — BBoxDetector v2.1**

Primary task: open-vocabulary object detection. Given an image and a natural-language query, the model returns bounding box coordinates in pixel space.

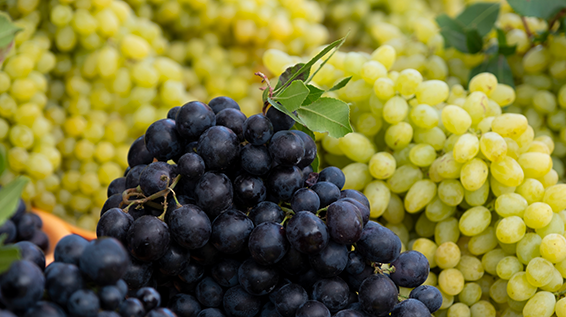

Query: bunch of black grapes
[91,97,440,317]
[0,198,49,251]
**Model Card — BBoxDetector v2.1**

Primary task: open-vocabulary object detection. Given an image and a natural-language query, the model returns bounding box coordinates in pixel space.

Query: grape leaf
[329,76,353,92]
[469,54,514,88]
[274,80,310,112]
[291,122,320,172]
[303,84,325,106]
[466,29,483,54]
[507,0,566,19]
[0,176,29,226]
[274,63,310,91]
[0,14,22,48]
[457,2,500,37]
[296,97,353,138]
[495,28,517,56]
[0,244,20,274]
[267,98,303,125]
[436,14,469,53]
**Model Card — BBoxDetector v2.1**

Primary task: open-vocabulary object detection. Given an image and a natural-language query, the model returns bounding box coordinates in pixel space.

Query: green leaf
[274,63,310,92]
[496,28,507,46]
[274,80,310,112]
[507,0,566,19]
[0,244,20,274]
[469,54,514,88]
[0,14,22,48]
[495,28,516,56]
[499,45,517,56]
[267,98,303,125]
[303,84,325,106]
[457,2,500,37]
[0,176,29,226]
[436,14,469,53]
[328,76,353,92]
[296,97,353,138]
[0,144,6,176]
[466,29,483,54]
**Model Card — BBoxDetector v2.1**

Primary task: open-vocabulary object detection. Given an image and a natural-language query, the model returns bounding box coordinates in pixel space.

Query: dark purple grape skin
[291,130,317,169]
[389,251,430,288]
[409,285,442,313]
[139,162,172,196]
[96,208,134,245]
[216,108,246,142]
[107,177,126,198]
[248,222,289,265]
[390,298,431,317]
[277,246,309,276]
[266,165,304,202]
[273,283,308,317]
[128,136,154,168]
[295,301,331,317]
[22,301,66,317]
[238,258,280,296]
[100,194,123,217]
[358,274,398,317]
[243,114,274,145]
[119,298,145,317]
[98,285,123,311]
[14,241,44,270]
[311,181,341,208]
[233,174,267,208]
[209,96,240,114]
[167,204,211,250]
[122,257,153,290]
[297,269,323,294]
[268,130,305,166]
[196,277,225,308]
[197,308,225,317]
[144,119,183,161]
[167,106,180,119]
[339,198,370,226]
[126,216,171,262]
[28,230,49,252]
[266,107,295,133]
[175,101,216,140]
[190,241,221,266]
[179,262,205,285]
[197,126,239,171]
[222,286,262,317]
[240,144,272,176]
[333,309,368,317]
[345,251,366,276]
[308,241,349,278]
[286,211,329,255]
[79,237,130,286]
[340,190,370,210]
[343,265,375,293]
[45,263,84,307]
[326,200,363,245]
[169,294,201,317]
[211,258,240,288]
[135,287,161,311]
[290,188,320,214]
[177,152,205,180]
[125,164,147,190]
[194,172,233,220]
[210,209,254,254]
[156,242,190,276]
[0,220,16,244]
[356,222,401,264]
[318,166,346,189]
[248,201,284,226]
[0,260,44,312]
[67,289,100,317]
[16,213,37,240]
[9,199,26,224]
[259,302,279,317]
[53,234,89,266]
[312,277,350,313]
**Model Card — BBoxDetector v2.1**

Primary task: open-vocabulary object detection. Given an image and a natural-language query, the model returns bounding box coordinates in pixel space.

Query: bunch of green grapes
[264,42,566,316]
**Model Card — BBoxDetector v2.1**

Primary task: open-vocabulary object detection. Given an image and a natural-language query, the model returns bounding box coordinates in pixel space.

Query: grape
[215,108,247,142]
[222,286,262,317]
[266,165,304,202]
[197,308,224,317]
[211,258,241,288]
[177,153,205,180]
[296,300,331,317]
[127,136,154,168]
[233,174,267,208]
[156,242,189,276]
[248,201,284,226]
[244,114,274,146]
[248,221,289,266]
[358,274,398,316]
[168,204,211,250]
[144,119,182,162]
[44,263,84,307]
[208,96,240,114]
[195,277,224,308]
[286,211,329,255]
[326,200,363,244]
[308,241,348,278]
[119,298,145,317]
[240,144,272,176]
[197,126,240,171]
[194,172,233,220]
[390,298,431,317]
[311,181,341,208]
[126,216,170,262]
[409,285,442,313]
[356,222,401,263]
[312,277,350,313]
[390,250,430,287]
[175,101,216,140]
[269,130,305,166]
[210,209,254,254]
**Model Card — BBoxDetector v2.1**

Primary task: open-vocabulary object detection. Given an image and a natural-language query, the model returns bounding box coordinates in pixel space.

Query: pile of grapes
[0,98,437,317]
[0,197,49,252]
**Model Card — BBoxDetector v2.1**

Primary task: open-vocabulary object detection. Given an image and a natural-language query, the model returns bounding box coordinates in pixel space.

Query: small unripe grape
[469,72,498,96]
[452,133,479,163]
[383,96,408,124]
[480,132,507,162]
[441,105,472,135]
[395,68,423,95]
[371,44,396,70]
[415,80,449,105]
[368,152,396,179]
[409,143,436,167]
[460,158,488,191]
[373,77,395,100]
[410,104,439,129]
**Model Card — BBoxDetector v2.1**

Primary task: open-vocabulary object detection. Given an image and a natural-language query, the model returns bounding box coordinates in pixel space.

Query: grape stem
[121,174,182,216]
[521,16,533,41]
[316,207,328,216]
[398,295,408,301]
[280,206,295,215]
[555,289,566,298]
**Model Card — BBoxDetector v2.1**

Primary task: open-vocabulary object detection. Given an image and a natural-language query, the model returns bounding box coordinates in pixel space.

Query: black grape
[240,144,272,176]
[122,257,153,290]
[286,211,329,254]
[333,309,367,317]
[167,106,180,119]
[311,277,350,313]
[211,258,241,288]
[268,130,304,166]
[144,119,182,161]
[389,251,430,288]
[119,298,145,317]
[126,216,170,262]
[326,200,363,244]
[296,301,331,317]
[273,283,308,317]
[311,181,340,208]
[135,287,161,311]
[67,289,100,317]
[266,165,303,202]
[308,241,348,278]
[210,209,254,254]
[358,274,398,317]
[107,177,126,198]
[194,172,233,220]
[339,190,370,210]
[98,285,123,311]
[277,246,309,276]
[238,258,279,296]
[177,152,206,179]
[96,207,134,245]
[79,237,129,286]
[409,285,442,313]
[248,222,289,265]
[222,286,262,317]
[266,107,295,132]
[179,262,205,284]
[390,299,431,317]
[15,241,45,270]
[53,234,88,266]
[156,242,190,276]
[22,301,66,317]
[175,101,216,140]
[169,294,201,317]
[338,198,370,226]
[208,96,240,114]
[356,222,401,264]
[290,188,320,213]
[197,126,239,171]
[345,251,366,276]
[128,136,154,168]
[291,130,317,169]
[318,166,346,189]
[0,220,16,244]
[125,164,147,190]
[248,201,284,226]
[216,108,246,142]
[233,174,267,208]
[167,204,211,250]
[196,277,225,308]
[197,308,225,317]
[243,114,273,145]
[45,263,84,307]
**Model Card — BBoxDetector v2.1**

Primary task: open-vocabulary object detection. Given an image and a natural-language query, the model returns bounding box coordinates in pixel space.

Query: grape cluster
[0,197,49,252]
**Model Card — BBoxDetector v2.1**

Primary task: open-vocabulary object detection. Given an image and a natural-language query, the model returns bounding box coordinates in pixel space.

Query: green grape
[496,216,526,244]
[404,179,436,213]
[435,241,461,269]
[495,193,527,218]
[436,152,463,179]
[539,267,563,292]
[480,132,507,162]
[463,91,489,125]
[526,257,555,287]
[497,256,524,280]
[371,44,396,70]
[447,302,470,317]
[409,143,436,167]
[368,151,396,179]
[507,272,538,301]
[536,213,565,238]
[385,122,413,150]
[409,103,439,129]
[441,105,472,135]
[383,96,409,124]
[415,79,449,105]
[413,126,446,150]
[342,162,372,191]
[459,206,491,237]
[373,77,395,100]
[360,60,387,84]
[490,156,524,188]
[469,72,498,96]
[426,196,456,222]
[338,132,376,163]
[523,202,553,229]
[468,226,497,256]
[457,255,485,281]
[521,291,555,317]
[459,282,482,306]
[364,180,391,218]
[439,268,465,296]
[539,233,566,263]
[516,178,545,204]
[463,171,490,205]
[437,179,464,206]
[482,249,507,276]
[382,193,405,224]
[453,133,479,163]
[489,279,509,304]
[555,297,566,317]
[542,184,566,212]
[387,164,423,194]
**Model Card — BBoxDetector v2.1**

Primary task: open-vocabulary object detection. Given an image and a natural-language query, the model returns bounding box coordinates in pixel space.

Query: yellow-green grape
[543,184,566,212]
[441,105,472,135]
[438,268,465,295]
[497,256,524,280]
[439,288,455,310]
[387,223,409,247]
[517,233,542,265]
[539,233,566,263]
[385,122,413,150]
[322,135,344,155]
[360,60,387,84]
[537,169,559,188]
[495,193,527,218]
[409,104,439,129]
[536,213,565,238]
[383,96,408,124]
[343,52,367,76]
[516,178,545,204]
[120,34,150,61]
[496,216,526,244]
[444,134,461,153]
[425,196,456,222]
[459,282,482,306]
[435,217,461,245]
[437,179,464,206]
[517,152,553,179]
[373,77,395,100]
[507,272,538,301]
[458,255,485,281]
[464,179,490,206]
[490,156,524,187]
[468,227,497,255]
[489,278,509,304]
[404,179,436,213]
[523,45,550,73]
[415,80,449,105]
[355,112,382,137]
[556,297,566,317]
[459,206,491,237]
[482,249,507,276]
[469,72,498,96]
[470,300,496,317]
[413,127,446,151]
[513,125,535,153]
[526,257,555,287]
[508,298,529,314]
[447,302,470,317]
[409,143,436,167]
[26,153,54,180]
[527,140,551,155]
[395,68,422,96]
[490,84,516,106]
[371,44,396,70]
[463,92,488,125]
[436,152,463,179]
[453,133,479,163]
[522,291,556,317]
[368,152,396,179]
[8,147,29,172]
[412,238,438,268]
[533,90,557,114]
[491,113,529,139]
[364,180,391,218]
[342,163,372,191]
[341,79,372,102]
[338,132,376,163]
[503,138,520,160]
[480,132,507,162]
[382,194,404,225]
[523,202,553,229]
[387,164,423,194]
[460,158,488,191]
[435,241,461,269]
